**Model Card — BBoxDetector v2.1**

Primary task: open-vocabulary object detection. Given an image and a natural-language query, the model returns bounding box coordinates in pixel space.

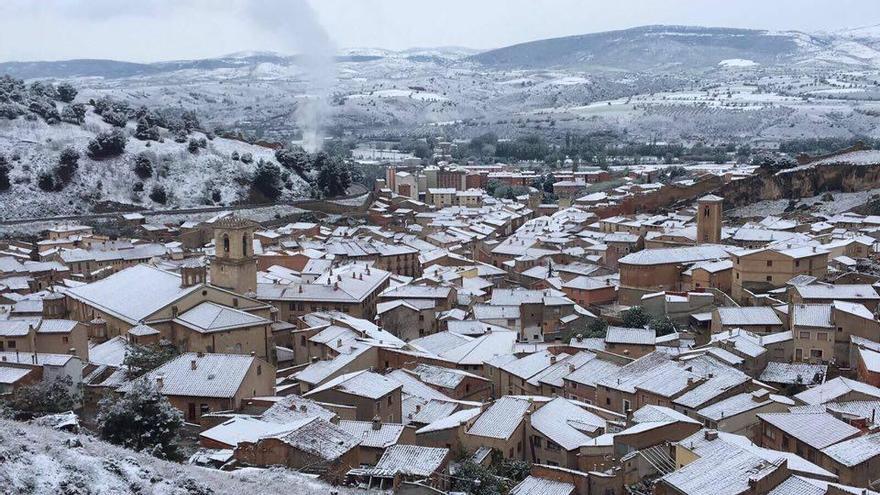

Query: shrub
[60,103,86,124]
[133,154,153,179]
[5,376,78,419]
[252,159,282,200]
[87,129,127,159]
[56,82,78,103]
[149,185,167,204]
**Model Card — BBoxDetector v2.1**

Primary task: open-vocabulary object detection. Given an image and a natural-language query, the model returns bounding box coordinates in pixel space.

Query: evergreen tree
[56,82,78,103]
[134,117,160,141]
[149,185,167,204]
[57,147,80,183]
[133,154,154,179]
[97,378,183,459]
[0,154,9,191]
[122,342,178,379]
[621,306,651,328]
[315,154,352,197]
[252,159,282,200]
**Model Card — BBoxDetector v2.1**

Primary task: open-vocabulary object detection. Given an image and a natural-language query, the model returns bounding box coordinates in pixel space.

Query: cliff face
[721,163,880,208]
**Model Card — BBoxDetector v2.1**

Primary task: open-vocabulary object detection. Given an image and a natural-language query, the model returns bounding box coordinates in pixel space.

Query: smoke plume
[243,0,336,151]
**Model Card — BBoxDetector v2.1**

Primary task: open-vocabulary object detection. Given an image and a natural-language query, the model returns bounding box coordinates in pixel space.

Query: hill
[471,25,880,70]
[0,418,353,495]
[0,76,308,220]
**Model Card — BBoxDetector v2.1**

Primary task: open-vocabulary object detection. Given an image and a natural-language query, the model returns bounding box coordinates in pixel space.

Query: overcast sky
[1,0,878,62]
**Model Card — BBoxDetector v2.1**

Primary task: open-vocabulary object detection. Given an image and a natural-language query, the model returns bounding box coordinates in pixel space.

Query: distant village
[3,143,880,495]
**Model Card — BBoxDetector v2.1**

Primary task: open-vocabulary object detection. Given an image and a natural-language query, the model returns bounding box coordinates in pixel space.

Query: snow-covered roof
[510,476,575,495]
[118,353,257,398]
[822,432,880,467]
[358,444,448,478]
[794,376,880,405]
[530,397,606,451]
[337,420,405,449]
[467,396,531,440]
[174,302,270,333]
[304,370,401,400]
[758,412,860,450]
[716,306,782,326]
[605,326,655,345]
[65,264,199,324]
[415,407,481,434]
[619,245,730,266]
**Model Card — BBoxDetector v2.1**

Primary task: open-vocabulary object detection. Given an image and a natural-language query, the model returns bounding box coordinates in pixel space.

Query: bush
[621,306,651,328]
[149,185,167,204]
[57,147,80,183]
[314,153,352,198]
[60,103,86,125]
[97,378,183,459]
[650,317,676,337]
[28,96,60,124]
[87,129,127,159]
[56,82,78,103]
[187,138,200,154]
[133,154,153,179]
[134,117,160,141]
[102,109,128,127]
[0,154,9,191]
[5,376,78,419]
[239,152,253,164]
[231,151,240,161]
[37,171,56,191]
[252,159,282,200]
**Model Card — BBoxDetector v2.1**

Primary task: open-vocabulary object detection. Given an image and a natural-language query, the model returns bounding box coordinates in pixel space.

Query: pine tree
[97,378,183,459]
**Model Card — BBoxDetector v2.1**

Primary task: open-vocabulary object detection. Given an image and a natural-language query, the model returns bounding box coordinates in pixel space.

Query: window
[766,260,773,267]
[222,234,230,253]
[623,399,631,413]
[799,331,810,339]
[7,341,15,349]
[766,276,772,282]
[817,332,828,341]
[387,396,393,405]
[62,336,68,343]
[200,404,210,415]
[242,235,248,256]
[810,349,823,358]
[257,365,262,376]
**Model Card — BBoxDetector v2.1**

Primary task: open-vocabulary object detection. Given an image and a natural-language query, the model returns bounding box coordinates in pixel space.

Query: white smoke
[243,0,336,152]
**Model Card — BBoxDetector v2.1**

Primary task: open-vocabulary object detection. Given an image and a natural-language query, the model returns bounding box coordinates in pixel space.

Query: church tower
[210,216,258,295]
[696,195,723,244]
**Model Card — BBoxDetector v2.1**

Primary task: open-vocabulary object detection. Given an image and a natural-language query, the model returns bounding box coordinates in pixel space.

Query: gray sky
[1,0,878,62]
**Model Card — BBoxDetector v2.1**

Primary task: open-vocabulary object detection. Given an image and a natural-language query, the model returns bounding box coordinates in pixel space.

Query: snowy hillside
[0,89,309,220]
[0,418,354,495]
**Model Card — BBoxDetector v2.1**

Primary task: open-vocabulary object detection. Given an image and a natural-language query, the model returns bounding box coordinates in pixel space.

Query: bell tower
[209,216,258,295]
[697,194,723,244]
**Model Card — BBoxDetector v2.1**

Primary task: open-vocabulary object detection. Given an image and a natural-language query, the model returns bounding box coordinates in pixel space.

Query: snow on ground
[728,188,880,218]
[0,418,357,495]
[719,59,759,68]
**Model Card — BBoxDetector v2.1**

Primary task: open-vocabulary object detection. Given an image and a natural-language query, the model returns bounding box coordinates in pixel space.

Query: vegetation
[87,129,128,159]
[123,342,178,379]
[0,153,10,191]
[3,376,79,419]
[252,159,283,201]
[97,378,183,460]
[621,306,651,328]
[450,456,530,495]
[149,185,167,204]
[134,154,154,179]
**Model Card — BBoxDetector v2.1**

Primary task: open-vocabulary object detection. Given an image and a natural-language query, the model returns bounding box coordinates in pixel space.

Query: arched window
[222,234,230,254]
[242,234,248,256]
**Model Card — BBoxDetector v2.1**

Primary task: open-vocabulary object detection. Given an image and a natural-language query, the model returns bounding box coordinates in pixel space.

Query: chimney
[156,375,164,391]
[298,285,303,293]
[704,429,718,441]
[568,363,576,372]
[300,404,307,412]
[550,355,557,364]
[337,338,343,348]
[415,404,422,413]
[372,416,382,431]
[68,348,76,356]
[191,359,197,370]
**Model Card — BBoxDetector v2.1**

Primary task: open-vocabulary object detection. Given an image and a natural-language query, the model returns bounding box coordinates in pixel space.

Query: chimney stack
[372,416,382,431]
[156,375,164,390]
[191,359,197,370]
